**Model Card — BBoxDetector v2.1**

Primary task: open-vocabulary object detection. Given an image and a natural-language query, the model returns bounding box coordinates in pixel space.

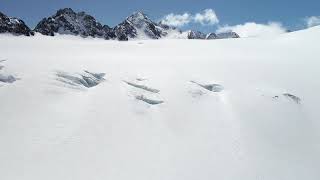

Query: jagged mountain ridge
[113,11,179,40]
[34,8,116,39]
[187,30,206,39]
[0,11,34,36]
[1,8,240,40]
[188,31,240,40]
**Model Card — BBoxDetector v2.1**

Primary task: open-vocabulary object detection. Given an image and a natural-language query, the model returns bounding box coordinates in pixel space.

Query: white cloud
[216,22,287,37]
[194,9,219,25]
[160,13,192,27]
[161,9,219,27]
[305,16,320,28]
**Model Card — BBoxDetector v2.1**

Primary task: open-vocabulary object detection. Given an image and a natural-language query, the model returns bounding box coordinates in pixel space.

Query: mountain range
[0,8,239,40]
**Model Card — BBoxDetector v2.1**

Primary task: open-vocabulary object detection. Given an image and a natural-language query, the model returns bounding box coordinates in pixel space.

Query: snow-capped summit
[114,11,173,40]
[0,12,34,36]
[34,8,116,39]
[205,32,218,39]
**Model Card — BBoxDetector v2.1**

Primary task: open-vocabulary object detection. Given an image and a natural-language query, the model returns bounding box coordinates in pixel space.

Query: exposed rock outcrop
[34,8,115,39]
[187,30,206,39]
[114,12,175,40]
[0,12,34,36]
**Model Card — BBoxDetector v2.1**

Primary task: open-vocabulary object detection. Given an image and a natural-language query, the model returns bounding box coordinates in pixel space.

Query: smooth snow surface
[1,27,320,180]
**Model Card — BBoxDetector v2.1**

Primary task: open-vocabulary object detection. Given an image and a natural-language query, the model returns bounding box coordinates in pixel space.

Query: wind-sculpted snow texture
[0,60,18,83]
[0,74,17,83]
[190,80,224,92]
[123,78,163,105]
[283,93,301,104]
[55,70,105,88]
[124,80,160,93]
[135,95,164,105]
[0,26,320,180]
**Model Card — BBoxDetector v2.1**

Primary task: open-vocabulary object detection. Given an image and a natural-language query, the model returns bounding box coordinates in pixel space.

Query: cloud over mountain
[160,13,191,27]
[305,16,320,28]
[216,22,287,37]
[194,9,219,25]
[161,9,219,27]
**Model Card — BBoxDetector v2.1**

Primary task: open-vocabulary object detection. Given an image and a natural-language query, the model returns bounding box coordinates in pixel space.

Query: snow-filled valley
[1,26,320,180]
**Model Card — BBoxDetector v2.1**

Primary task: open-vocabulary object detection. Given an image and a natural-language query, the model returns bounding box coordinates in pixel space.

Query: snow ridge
[1,8,240,41]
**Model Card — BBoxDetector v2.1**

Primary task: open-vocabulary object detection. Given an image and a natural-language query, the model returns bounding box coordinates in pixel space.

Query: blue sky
[0,0,319,33]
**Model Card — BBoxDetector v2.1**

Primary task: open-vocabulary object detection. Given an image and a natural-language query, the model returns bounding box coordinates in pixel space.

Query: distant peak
[56,8,75,16]
[132,11,146,16]
[77,11,87,16]
[127,11,149,21]
[0,11,34,36]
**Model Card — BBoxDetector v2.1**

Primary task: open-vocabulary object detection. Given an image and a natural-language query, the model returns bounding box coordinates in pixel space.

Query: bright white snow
[0,27,320,180]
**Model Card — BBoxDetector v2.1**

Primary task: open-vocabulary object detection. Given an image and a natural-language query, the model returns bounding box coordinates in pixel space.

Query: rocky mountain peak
[126,11,148,22]
[205,32,240,40]
[114,11,173,40]
[0,11,34,36]
[206,33,218,39]
[187,30,206,39]
[34,8,115,39]
[56,8,76,16]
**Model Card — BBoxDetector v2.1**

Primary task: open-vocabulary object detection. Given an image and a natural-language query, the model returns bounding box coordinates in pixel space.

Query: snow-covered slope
[0,26,320,180]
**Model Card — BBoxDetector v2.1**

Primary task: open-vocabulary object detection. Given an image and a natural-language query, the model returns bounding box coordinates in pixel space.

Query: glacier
[0,26,320,180]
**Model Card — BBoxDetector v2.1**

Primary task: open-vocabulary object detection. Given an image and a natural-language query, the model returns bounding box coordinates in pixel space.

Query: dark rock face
[187,30,206,39]
[205,33,218,39]
[0,12,34,36]
[34,8,116,39]
[113,20,137,41]
[113,12,172,40]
